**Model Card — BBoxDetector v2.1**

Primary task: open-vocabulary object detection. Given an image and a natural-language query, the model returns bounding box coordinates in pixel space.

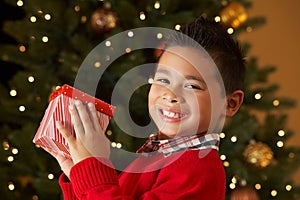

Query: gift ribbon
[49,84,115,117]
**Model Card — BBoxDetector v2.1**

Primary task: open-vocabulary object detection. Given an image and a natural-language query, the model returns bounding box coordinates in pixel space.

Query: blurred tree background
[0,0,300,199]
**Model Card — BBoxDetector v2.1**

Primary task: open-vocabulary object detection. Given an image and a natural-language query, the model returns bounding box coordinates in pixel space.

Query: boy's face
[148,47,214,139]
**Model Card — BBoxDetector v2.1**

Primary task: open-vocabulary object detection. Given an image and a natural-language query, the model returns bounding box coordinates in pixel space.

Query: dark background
[0,1,24,85]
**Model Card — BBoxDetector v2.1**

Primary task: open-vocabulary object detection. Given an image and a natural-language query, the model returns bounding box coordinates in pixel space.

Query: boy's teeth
[162,110,180,118]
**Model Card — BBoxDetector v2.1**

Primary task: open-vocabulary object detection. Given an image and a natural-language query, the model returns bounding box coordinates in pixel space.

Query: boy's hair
[163,16,246,94]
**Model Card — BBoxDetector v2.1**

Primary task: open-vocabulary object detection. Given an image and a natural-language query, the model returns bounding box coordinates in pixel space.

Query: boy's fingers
[56,121,75,144]
[74,100,94,133]
[88,103,101,132]
[69,104,85,137]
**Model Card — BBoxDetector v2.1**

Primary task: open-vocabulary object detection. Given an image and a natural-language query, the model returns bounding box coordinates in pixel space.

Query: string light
[55,85,61,90]
[277,140,284,148]
[44,14,51,20]
[105,40,111,47]
[286,184,292,191]
[10,89,17,97]
[19,105,26,112]
[16,0,23,7]
[74,5,81,12]
[111,142,117,148]
[214,16,221,22]
[148,78,154,84]
[255,183,261,190]
[128,31,134,37]
[220,132,226,139]
[42,36,49,43]
[231,176,237,184]
[48,173,54,180]
[271,189,277,197]
[254,93,262,100]
[12,148,18,155]
[231,136,237,142]
[30,16,37,23]
[229,183,236,189]
[156,33,163,39]
[154,1,160,9]
[8,182,15,191]
[278,130,285,137]
[106,130,112,136]
[81,16,87,23]
[94,61,101,68]
[125,47,131,53]
[19,45,26,52]
[223,161,230,167]
[28,75,35,83]
[273,99,280,107]
[3,141,10,150]
[220,154,226,160]
[174,24,181,30]
[227,27,234,34]
[139,12,146,20]
[116,143,122,148]
[7,156,14,162]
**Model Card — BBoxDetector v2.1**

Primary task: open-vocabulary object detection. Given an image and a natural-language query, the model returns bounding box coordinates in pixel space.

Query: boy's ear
[225,90,244,117]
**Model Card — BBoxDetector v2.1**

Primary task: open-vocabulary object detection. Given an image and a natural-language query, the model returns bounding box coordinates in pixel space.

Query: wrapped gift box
[33,84,115,159]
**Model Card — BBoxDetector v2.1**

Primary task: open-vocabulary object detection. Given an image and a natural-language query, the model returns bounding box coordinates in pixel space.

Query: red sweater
[59,149,226,199]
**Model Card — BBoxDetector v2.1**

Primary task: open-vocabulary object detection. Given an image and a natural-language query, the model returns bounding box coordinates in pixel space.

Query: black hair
[162,16,246,94]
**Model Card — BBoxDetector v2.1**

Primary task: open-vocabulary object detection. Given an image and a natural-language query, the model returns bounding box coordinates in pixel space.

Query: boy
[51,17,245,199]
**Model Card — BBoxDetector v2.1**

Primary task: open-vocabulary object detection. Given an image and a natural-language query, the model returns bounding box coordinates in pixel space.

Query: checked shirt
[137,133,220,157]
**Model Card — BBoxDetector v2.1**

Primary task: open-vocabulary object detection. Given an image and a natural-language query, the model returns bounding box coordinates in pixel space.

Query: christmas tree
[1,0,300,199]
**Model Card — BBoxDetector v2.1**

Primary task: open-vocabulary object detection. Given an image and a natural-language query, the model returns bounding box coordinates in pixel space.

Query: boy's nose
[162,89,184,103]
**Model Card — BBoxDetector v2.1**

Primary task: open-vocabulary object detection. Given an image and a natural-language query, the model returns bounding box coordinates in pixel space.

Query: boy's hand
[48,150,73,178]
[56,100,111,166]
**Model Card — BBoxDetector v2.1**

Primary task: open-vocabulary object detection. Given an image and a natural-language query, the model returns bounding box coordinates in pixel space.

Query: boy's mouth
[158,108,187,121]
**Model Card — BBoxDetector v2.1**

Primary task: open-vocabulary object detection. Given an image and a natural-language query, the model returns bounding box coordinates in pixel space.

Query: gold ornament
[220,2,248,28]
[243,141,273,168]
[90,8,118,33]
[231,186,260,200]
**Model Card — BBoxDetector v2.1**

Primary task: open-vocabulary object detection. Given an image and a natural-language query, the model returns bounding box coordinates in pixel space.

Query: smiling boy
[149,47,215,140]
[51,17,245,200]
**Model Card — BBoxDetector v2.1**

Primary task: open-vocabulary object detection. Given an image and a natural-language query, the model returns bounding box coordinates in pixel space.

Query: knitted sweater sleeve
[59,173,78,200]
[59,150,225,200]
[58,157,121,200]
[70,157,124,199]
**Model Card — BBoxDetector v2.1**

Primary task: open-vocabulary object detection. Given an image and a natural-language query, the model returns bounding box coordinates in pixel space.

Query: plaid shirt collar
[137,133,220,157]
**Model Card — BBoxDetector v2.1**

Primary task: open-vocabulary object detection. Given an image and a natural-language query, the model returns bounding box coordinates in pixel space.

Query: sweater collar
[137,133,220,157]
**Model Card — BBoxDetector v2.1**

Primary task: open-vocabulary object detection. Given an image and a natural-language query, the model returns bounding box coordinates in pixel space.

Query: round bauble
[90,8,118,33]
[243,141,273,169]
[220,2,247,28]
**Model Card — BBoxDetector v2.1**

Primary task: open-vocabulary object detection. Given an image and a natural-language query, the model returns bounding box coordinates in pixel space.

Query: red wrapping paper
[33,84,115,159]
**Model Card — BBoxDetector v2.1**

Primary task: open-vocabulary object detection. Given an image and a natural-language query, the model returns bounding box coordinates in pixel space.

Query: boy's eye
[185,84,202,90]
[155,78,170,84]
